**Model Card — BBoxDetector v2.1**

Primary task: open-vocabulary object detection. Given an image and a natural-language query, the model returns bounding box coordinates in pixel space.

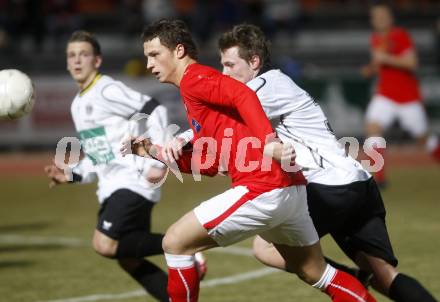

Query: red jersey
[371,27,421,103]
[174,63,306,190]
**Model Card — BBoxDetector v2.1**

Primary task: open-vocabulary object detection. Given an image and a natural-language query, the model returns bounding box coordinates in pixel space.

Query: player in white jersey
[217,24,436,302]
[44,31,171,301]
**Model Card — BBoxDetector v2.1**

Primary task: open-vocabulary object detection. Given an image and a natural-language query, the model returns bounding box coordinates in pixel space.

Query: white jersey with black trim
[70,74,168,203]
[247,69,370,185]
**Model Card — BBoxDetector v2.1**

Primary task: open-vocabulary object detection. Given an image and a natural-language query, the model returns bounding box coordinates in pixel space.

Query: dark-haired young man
[45,30,171,301]
[122,19,376,302]
[218,23,437,302]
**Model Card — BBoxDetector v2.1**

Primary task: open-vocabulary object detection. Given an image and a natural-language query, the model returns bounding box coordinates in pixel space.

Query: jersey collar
[80,73,102,96]
[256,64,272,77]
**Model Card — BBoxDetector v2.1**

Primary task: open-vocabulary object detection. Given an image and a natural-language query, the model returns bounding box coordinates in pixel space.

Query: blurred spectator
[215,0,243,30]
[121,0,144,37]
[263,0,303,37]
[46,0,82,50]
[142,0,175,24]
[0,0,46,53]
[26,0,46,52]
[173,0,196,26]
[242,0,266,30]
[436,17,440,74]
[190,0,217,44]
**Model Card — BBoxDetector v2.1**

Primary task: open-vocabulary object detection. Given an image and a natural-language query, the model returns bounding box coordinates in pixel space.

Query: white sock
[426,135,439,152]
[164,253,195,269]
[312,264,337,291]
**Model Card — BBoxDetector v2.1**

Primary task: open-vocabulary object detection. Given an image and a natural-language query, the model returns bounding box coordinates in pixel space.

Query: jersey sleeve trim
[80,73,102,96]
[140,97,161,115]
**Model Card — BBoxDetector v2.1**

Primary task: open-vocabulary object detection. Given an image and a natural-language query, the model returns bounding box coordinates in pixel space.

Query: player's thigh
[259,185,319,247]
[306,181,368,237]
[97,189,155,240]
[365,95,398,130]
[332,179,398,267]
[398,101,428,137]
[163,210,218,254]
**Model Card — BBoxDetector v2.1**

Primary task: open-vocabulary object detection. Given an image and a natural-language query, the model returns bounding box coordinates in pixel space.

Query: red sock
[431,143,440,162]
[325,270,377,302]
[372,147,386,185]
[168,266,200,302]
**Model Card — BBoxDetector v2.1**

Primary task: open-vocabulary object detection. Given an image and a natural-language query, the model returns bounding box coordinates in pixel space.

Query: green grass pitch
[0,166,439,301]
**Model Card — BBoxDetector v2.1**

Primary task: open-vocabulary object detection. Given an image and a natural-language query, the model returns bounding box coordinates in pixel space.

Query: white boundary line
[0,235,277,302]
[36,268,278,302]
[0,234,254,256]
[0,234,86,247]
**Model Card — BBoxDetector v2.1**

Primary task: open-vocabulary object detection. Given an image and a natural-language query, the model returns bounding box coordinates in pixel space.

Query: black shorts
[307,177,398,266]
[97,189,155,240]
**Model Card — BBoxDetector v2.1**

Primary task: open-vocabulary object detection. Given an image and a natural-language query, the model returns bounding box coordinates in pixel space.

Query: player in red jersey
[361,2,440,187]
[121,19,376,302]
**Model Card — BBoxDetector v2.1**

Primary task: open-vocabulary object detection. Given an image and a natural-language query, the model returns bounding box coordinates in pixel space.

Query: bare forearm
[383,54,417,71]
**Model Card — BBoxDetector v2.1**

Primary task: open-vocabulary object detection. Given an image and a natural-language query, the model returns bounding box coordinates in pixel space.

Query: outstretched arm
[372,49,417,71]
[120,136,218,177]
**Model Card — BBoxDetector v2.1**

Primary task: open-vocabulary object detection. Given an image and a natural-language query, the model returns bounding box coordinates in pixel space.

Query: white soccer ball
[0,69,35,120]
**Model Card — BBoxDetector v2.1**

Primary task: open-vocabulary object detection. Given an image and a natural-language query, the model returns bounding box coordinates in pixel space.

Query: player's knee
[287,251,326,285]
[162,229,185,254]
[360,255,398,292]
[92,235,118,258]
[294,263,324,285]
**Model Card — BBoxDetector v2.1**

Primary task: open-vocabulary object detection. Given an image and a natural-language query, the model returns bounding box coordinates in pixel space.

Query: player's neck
[376,26,392,35]
[79,71,99,90]
[173,58,197,87]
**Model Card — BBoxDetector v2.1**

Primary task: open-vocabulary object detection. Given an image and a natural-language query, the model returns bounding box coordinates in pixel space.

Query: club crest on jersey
[192,118,202,133]
[86,104,93,115]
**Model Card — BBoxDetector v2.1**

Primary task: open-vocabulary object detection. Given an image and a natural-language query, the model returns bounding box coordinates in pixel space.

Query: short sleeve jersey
[371,27,421,103]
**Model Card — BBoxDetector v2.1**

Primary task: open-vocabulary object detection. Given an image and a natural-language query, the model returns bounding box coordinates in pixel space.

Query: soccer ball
[0,69,35,120]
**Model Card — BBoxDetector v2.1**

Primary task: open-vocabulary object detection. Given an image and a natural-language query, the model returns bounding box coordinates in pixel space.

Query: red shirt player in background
[121,19,376,302]
[361,2,440,187]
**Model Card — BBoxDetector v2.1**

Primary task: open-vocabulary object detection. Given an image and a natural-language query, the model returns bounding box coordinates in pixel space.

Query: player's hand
[44,163,69,188]
[372,50,389,65]
[162,137,187,162]
[360,64,375,78]
[121,136,152,157]
[279,142,296,166]
[264,141,296,166]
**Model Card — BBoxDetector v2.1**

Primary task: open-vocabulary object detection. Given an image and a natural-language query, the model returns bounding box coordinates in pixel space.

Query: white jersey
[247,69,370,185]
[70,74,168,203]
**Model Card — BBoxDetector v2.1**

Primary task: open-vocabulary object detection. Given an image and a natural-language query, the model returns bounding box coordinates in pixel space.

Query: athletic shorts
[97,189,155,240]
[194,185,319,247]
[307,177,398,266]
[365,94,428,137]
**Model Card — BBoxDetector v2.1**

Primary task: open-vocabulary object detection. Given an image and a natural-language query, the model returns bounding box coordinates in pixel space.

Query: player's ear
[95,55,103,69]
[175,44,186,59]
[249,55,261,71]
